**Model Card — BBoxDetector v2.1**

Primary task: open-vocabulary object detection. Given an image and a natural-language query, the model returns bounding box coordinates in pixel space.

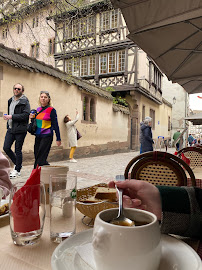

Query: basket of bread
[76,183,118,219]
[0,202,9,216]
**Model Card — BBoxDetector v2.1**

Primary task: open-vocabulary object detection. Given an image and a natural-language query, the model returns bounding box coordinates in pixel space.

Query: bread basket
[76,183,118,219]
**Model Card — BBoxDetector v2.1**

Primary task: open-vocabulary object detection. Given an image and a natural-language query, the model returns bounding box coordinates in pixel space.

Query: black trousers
[3,129,27,172]
[34,136,53,168]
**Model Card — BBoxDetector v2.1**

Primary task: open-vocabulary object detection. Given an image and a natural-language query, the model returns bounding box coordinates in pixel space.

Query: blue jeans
[176,143,180,151]
[3,129,27,172]
[140,144,143,154]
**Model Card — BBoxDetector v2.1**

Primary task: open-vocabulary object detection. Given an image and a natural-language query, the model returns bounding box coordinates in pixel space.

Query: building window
[30,44,35,57]
[149,61,162,90]
[168,116,171,131]
[17,24,20,34]
[83,96,87,121]
[72,58,79,76]
[89,55,95,75]
[99,50,125,74]
[81,57,88,76]
[32,16,39,28]
[17,23,23,34]
[30,43,40,58]
[101,9,118,31]
[90,99,95,122]
[65,15,95,39]
[142,105,145,121]
[80,17,87,36]
[32,18,35,28]
[48,38,55,54]
[36,16,39,27]
[72,20,79,38]
[2,28,8,39]
[117,50,125,72]
[150,109,155,130]
[82,94,96,123]
[88,16,95,34]
[100,53,107,74]
[108,52,116,73]
[65,55,96,76]
[36,43,39,58]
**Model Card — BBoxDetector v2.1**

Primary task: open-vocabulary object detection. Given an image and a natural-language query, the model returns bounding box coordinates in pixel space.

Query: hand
[29,113,35,119]
[108,180,162,220]
[3,115,12,120]
[56,141,61,146]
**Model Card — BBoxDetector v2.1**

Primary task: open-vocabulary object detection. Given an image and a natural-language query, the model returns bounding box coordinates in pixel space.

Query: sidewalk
[12,148,176,188]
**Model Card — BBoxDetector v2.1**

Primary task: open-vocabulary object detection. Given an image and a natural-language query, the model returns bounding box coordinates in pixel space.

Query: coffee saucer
[51,229,202,270]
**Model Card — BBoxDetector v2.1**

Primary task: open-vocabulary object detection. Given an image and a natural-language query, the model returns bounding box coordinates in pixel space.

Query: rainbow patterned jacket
[35,106,61,141]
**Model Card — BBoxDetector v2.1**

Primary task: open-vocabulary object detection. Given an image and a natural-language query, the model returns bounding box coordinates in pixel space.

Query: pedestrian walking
[173,130,181,151]
[139,121,144,154]
[29,91,61,168]
[64,110,79,163]
[3,83,30,178]
[141,116,154,153]
[188,134,194,146]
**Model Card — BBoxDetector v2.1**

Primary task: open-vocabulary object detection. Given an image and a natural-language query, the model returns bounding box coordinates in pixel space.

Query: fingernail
[125,198,132,205]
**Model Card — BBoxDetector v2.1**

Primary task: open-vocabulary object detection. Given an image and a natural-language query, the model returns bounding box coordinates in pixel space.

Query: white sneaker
[70,159,77,163]
[10,169,21,178]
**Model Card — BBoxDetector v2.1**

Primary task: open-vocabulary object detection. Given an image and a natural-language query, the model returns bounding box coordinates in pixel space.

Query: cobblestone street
[11,148,176,189]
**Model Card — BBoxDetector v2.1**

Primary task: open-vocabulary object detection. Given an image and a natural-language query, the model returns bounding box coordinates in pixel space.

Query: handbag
[27,107,47,135]
[76,129,82,140]
[27,118,37,135]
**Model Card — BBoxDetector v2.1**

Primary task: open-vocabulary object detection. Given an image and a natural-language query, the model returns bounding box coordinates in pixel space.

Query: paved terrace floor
[11,148,177,188]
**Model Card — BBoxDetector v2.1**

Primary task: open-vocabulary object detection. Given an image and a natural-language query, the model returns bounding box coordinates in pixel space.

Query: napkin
[76,242,96,269]
[11,166,41,233]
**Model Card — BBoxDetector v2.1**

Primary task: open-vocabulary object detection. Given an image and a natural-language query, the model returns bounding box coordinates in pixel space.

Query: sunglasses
[13,87,22,91]
[40,91,50,95]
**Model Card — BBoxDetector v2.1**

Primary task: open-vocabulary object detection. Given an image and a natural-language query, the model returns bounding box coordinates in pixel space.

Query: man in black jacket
[3,83,30,178]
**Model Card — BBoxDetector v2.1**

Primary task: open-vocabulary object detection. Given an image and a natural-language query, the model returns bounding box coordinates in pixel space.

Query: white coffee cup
[92,208,161,270]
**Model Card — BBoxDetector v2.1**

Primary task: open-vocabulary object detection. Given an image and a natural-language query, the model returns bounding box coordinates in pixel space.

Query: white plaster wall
[0,62,129,153]
[162,76,189,146]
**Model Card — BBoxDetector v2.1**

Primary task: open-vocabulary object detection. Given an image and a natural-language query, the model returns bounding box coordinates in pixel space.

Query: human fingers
[108,181,116,188]
[114,179,142,192]
[122,196,143,208]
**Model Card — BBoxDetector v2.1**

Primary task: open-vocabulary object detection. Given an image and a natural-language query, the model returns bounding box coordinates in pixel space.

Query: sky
[189,94,202,111]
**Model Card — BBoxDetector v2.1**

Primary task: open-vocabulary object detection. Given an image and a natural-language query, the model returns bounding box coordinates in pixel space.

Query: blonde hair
[38,91,53,106]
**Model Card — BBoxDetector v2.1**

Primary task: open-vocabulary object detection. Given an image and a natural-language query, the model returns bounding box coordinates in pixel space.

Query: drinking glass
[9,182,46,246]
[49,174,77,243]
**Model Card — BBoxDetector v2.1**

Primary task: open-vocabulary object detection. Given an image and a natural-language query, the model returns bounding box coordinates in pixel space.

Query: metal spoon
[110,175,135,227]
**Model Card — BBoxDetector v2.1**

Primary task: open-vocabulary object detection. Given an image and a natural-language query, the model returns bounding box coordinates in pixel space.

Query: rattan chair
[124,151,196,186]
[177,147,202,169]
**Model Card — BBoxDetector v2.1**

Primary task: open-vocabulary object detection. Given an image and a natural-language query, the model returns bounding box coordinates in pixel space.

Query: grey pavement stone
[11,148,176,189]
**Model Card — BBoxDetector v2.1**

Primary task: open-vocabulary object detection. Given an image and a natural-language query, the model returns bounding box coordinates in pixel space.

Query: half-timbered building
[0,0,173,151]
[53,0,166,149]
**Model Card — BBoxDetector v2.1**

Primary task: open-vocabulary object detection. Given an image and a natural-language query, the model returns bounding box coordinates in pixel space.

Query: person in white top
[64,110,79,163]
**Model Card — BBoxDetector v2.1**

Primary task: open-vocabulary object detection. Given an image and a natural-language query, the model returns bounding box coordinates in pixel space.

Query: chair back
[177,147,202,169]
[124,151,196,186]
